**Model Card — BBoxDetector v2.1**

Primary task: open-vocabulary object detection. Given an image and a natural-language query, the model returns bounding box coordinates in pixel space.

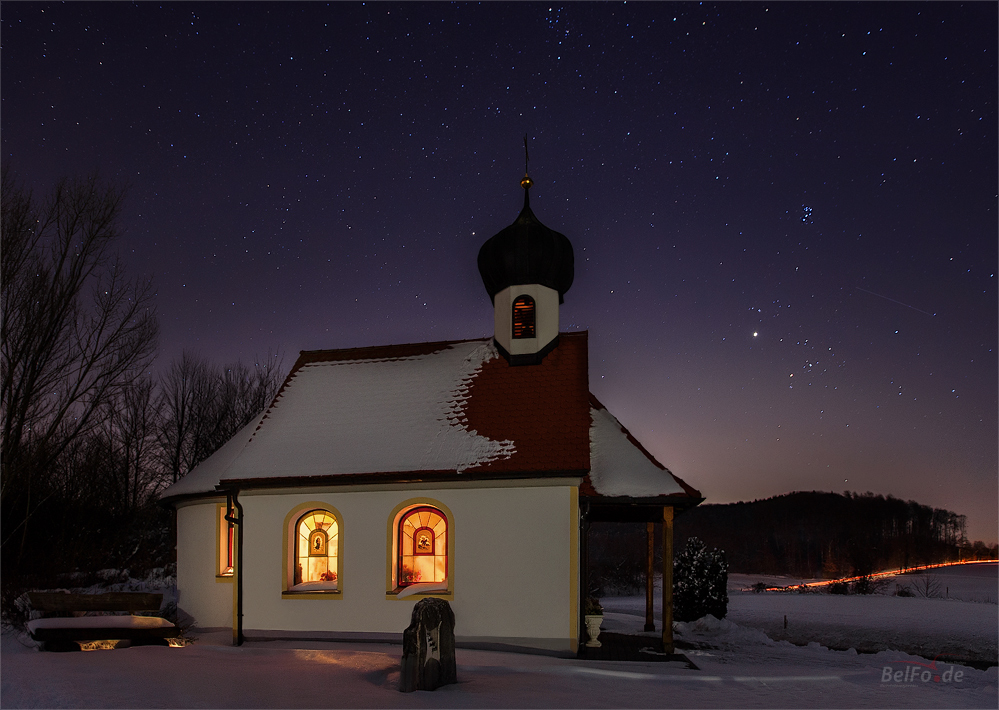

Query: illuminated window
[398,507,447,587]
[218,504,234,577]
[294,509,339,589]
[512,295,536,339]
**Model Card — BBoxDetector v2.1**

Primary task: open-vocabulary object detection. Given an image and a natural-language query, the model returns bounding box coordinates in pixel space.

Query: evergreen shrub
[672,537,729,621]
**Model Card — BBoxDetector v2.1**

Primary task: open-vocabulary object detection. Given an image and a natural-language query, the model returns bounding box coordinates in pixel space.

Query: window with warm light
[512,295,536,339]
[217,504,234,578]
[398,506,447,586]
[292,509,339,590]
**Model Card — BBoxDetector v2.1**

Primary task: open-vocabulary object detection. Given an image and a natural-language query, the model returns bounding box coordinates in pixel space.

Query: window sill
[282,589,342,600]
[385,583,452,600]
[215,574,234,583]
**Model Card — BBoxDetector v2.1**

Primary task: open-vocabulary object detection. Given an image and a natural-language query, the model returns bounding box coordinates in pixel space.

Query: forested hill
[673,491,991,578]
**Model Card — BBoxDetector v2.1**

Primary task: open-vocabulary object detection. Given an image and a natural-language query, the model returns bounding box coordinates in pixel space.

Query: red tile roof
[161,332,700,505]
[461,332,590,473]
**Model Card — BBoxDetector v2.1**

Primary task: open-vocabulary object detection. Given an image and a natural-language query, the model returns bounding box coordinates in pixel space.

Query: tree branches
[1,167,158,560]
[157,351,282,483]
[2,168,285,577]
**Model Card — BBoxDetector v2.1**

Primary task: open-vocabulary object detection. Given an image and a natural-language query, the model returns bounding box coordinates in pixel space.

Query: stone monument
[399,597,457,692]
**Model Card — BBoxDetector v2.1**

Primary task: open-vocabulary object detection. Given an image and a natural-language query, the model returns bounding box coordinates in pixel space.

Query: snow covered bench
[26,592,177,651]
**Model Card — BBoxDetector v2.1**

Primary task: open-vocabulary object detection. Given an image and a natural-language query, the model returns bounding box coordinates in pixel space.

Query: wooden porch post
[661,506,674,653]
[579,505,589,653]
[644,521,655,631]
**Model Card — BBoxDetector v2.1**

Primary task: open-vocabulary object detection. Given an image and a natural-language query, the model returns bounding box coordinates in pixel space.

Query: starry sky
[3,2,996,542]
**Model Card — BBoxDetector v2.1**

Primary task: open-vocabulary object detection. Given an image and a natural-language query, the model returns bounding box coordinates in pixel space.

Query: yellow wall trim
[215,502,236,583]
[569,486,579,648]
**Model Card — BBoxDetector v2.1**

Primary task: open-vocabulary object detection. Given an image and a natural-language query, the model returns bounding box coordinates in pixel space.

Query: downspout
[224,488,244,646]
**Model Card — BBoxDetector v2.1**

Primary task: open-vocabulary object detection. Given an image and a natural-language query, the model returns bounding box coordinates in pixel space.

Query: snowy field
[2,563,996,708]
[605,562,998,664]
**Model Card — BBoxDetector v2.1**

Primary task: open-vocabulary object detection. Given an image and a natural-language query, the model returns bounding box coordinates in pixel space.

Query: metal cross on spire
[521,134,533,191]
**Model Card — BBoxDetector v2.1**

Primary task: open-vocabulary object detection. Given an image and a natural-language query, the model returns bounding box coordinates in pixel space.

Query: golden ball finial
[520,175,533,190]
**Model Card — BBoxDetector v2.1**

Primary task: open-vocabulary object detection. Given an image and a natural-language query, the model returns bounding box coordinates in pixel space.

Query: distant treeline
[587,491,996,593]
[673,491,996,577]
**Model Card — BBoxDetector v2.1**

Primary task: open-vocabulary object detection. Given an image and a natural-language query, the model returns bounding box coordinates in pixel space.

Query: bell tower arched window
[512,295,536,339]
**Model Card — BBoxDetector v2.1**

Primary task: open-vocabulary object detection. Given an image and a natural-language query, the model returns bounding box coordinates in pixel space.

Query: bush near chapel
[673,537,729,622]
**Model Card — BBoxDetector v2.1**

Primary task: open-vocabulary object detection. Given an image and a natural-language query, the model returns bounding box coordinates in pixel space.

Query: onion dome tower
[477,165,574,366]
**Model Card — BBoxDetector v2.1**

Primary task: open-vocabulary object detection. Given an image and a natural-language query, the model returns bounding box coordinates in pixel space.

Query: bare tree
[912,573,942,599]
[157,351,282,484]
[1,166,158,560]
[156,352,214,484]
[90,376,162,516]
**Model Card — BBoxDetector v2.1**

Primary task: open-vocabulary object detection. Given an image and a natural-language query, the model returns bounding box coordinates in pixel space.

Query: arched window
[293,509,339,589]
[398,506,447,587]
[512,295,536,339]
[217,503,234,578]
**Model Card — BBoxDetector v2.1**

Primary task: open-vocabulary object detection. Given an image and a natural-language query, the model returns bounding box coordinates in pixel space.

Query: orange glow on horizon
[753,559,999,592]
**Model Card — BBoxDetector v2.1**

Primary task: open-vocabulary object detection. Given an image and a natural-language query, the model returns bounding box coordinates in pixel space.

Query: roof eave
[582,494,705,522]
[215,468,588,492]
[588,394,702,500]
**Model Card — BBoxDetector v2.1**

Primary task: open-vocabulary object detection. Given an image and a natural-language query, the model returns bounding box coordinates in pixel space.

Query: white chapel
[161,171,702,655]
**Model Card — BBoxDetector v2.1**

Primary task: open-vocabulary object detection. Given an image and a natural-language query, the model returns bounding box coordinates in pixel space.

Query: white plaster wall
[176,500,233,628]
[227,484,577,651]
[493,284,560,356]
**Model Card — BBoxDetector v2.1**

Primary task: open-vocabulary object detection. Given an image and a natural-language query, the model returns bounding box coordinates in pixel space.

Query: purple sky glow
[3,2,996,542]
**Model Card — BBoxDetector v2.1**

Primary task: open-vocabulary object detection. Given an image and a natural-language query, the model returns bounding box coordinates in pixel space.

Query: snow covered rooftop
[585,396,698,500]
[161,333,699,503]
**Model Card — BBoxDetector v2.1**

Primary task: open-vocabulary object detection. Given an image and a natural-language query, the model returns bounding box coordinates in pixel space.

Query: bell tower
[477,157,574,366]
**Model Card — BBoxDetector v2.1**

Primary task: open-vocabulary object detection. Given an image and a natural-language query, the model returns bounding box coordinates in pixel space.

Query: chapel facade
[162,170,701,655]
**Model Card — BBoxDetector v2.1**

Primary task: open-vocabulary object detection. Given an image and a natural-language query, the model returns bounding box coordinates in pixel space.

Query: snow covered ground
[605,562,998,664]
[2,563,996,708]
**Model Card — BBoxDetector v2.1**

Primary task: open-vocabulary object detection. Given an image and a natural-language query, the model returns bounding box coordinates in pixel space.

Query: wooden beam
[579,508,589,654]
[661,506,674,653]
[644,522,655,631]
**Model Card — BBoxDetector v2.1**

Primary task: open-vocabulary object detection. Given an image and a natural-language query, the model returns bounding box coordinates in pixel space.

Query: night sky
[3,2,996,542]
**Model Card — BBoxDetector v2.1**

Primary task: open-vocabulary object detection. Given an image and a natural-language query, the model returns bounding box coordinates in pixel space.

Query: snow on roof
[161,412,266,499]
[163,339,517,498]
[161,332,699,502]
[586,398,695,499]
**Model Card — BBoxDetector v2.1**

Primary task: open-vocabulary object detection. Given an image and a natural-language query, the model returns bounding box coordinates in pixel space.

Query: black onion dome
[477,183,574,304]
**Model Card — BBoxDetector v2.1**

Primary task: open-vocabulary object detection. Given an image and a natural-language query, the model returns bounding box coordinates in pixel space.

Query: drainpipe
[224,488,244,646]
